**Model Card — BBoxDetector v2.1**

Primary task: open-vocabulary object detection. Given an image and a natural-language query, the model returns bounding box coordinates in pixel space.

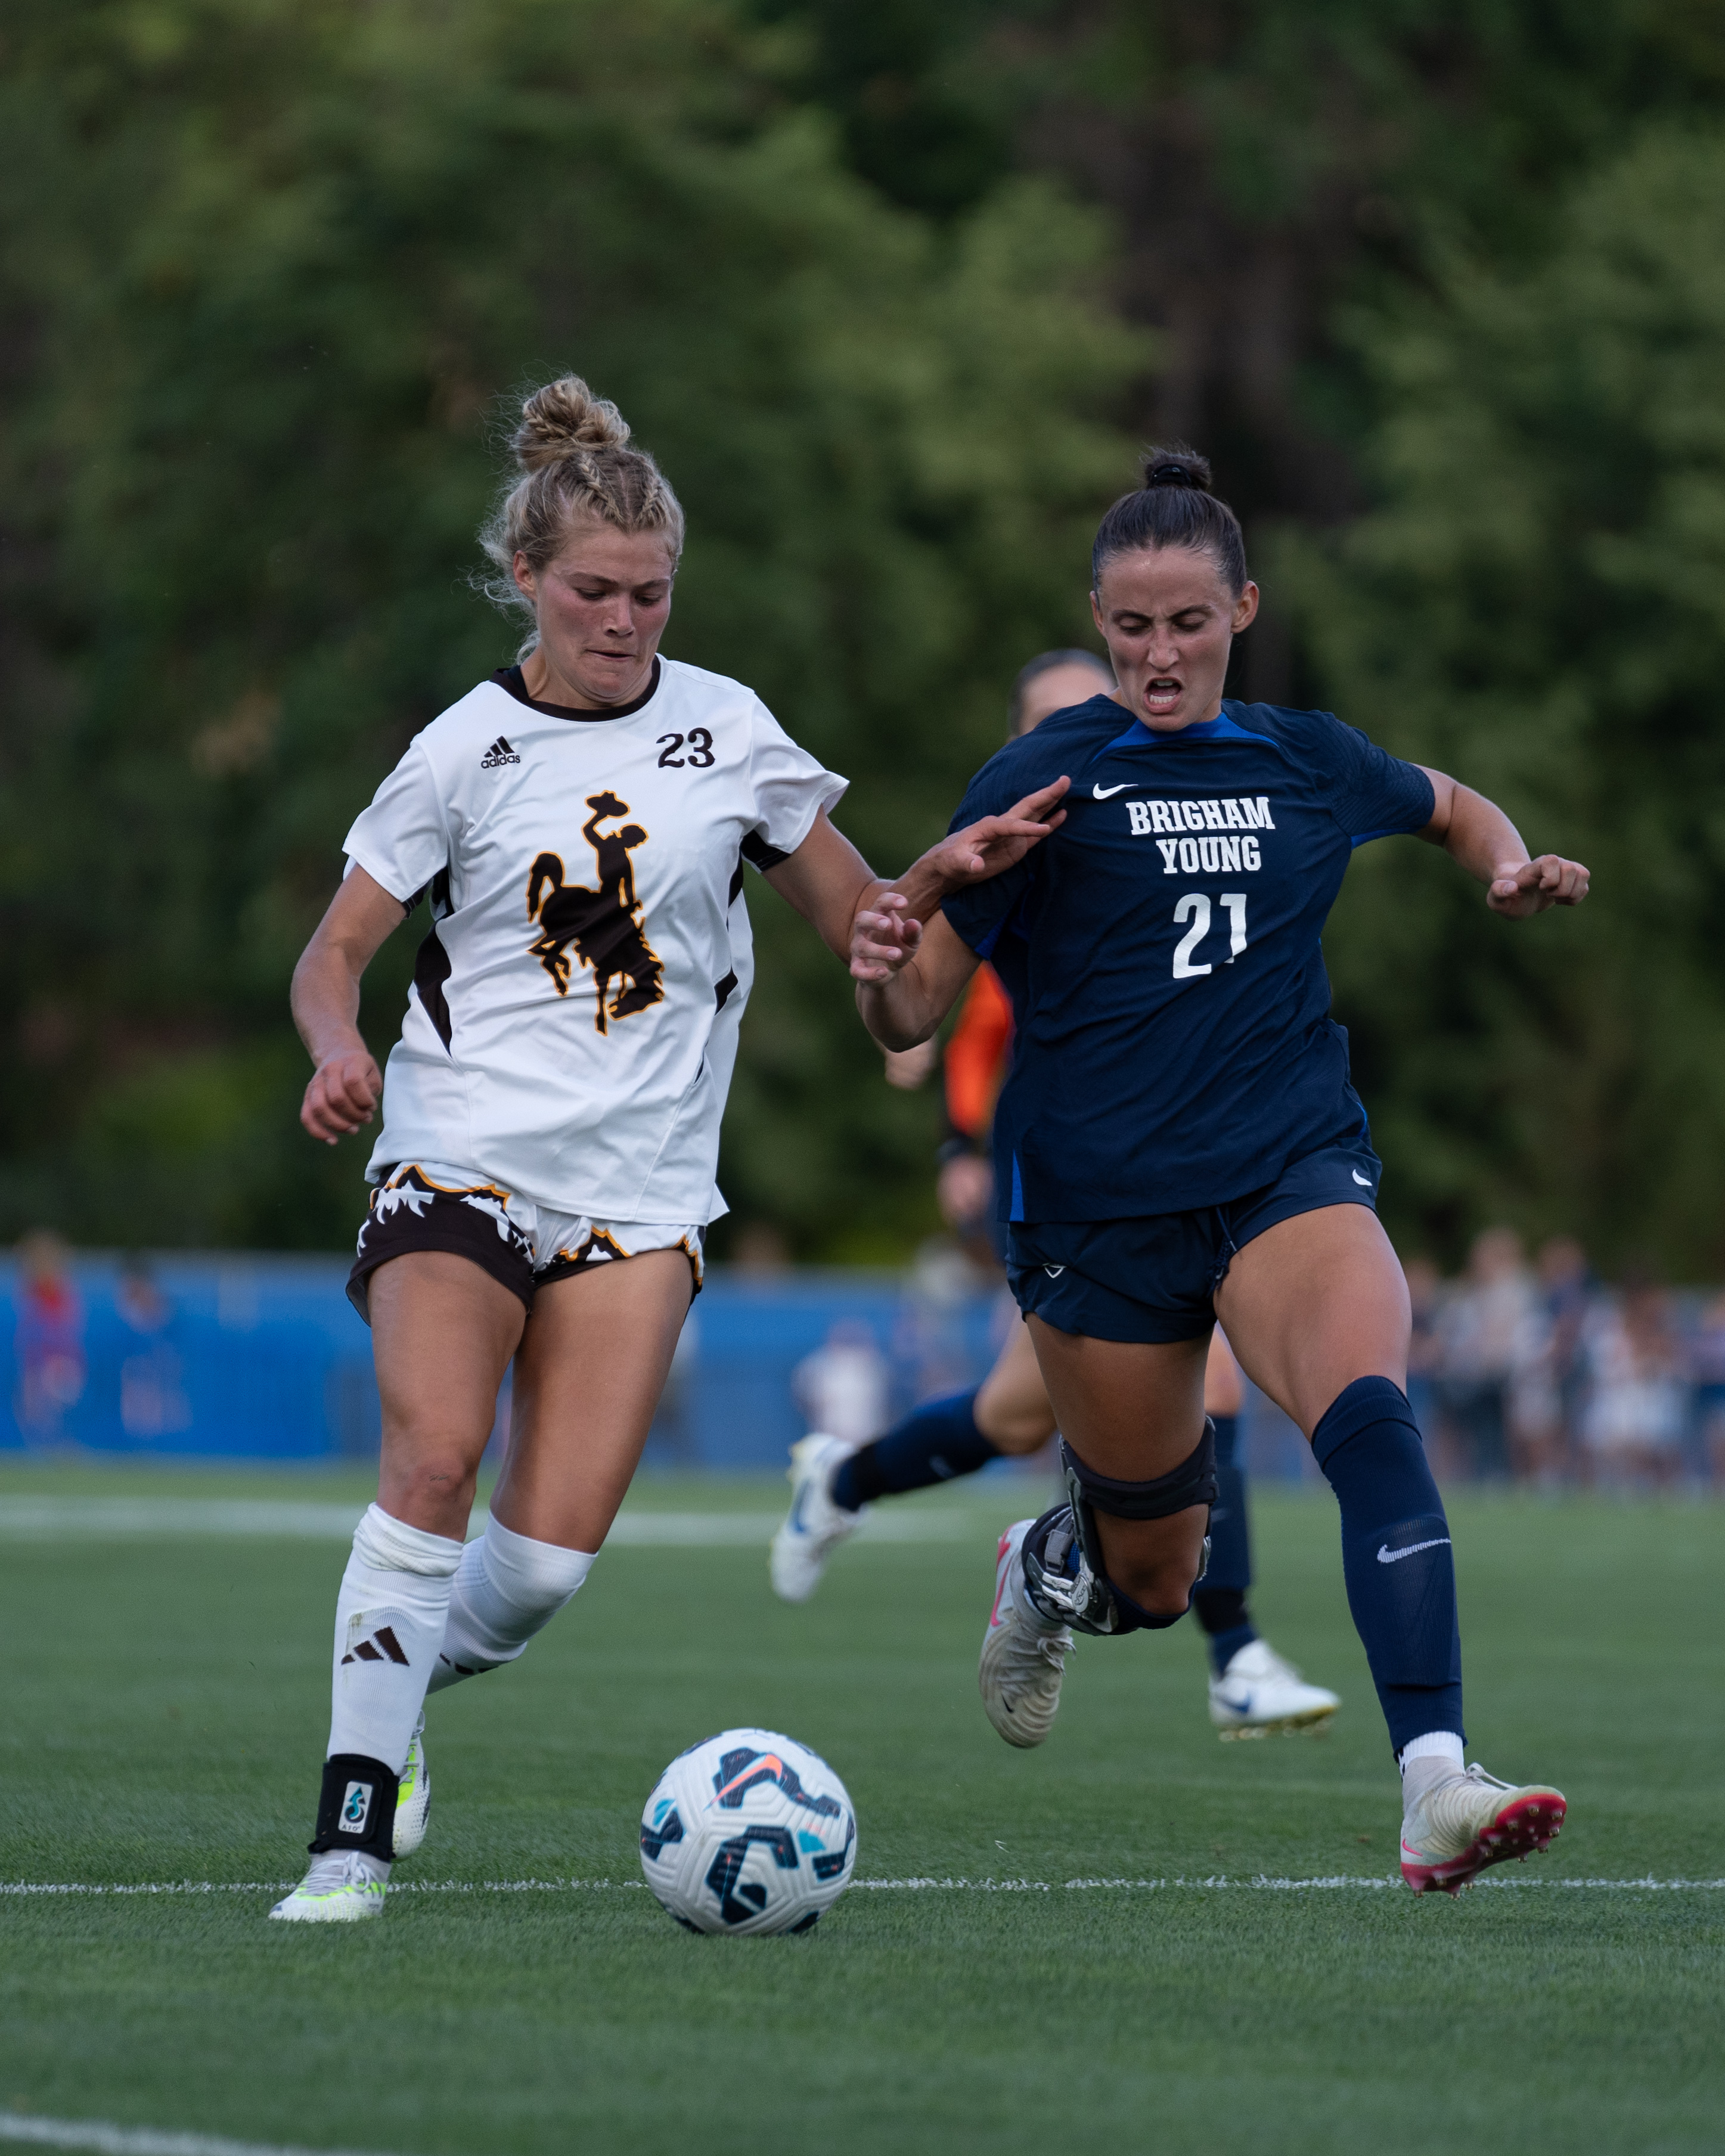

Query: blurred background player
[770,648,1340,1738]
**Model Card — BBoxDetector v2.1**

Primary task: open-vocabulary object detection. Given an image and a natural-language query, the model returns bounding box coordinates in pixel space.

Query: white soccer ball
[638,1727,858,1935]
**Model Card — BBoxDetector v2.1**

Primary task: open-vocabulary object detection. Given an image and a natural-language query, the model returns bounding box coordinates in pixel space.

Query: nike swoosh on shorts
[1093,782,1131,799]
[1352,1170,1373,1186]
[1377,1536,1451,1564]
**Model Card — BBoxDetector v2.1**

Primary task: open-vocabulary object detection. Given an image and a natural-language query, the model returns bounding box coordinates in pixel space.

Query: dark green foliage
[8,0,1725,1268]
[0,0,1137,1255]
[1287,128,1725,1271]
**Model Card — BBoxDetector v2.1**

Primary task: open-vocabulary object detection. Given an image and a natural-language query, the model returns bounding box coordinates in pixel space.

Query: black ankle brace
[309,1753,399,1860]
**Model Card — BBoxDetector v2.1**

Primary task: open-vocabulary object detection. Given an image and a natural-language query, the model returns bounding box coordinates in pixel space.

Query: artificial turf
[1,1463,1721,2155]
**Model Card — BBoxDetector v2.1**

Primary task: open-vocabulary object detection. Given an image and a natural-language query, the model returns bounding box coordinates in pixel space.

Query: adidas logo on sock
[480,736,521,768]
[343,1625,410,1667]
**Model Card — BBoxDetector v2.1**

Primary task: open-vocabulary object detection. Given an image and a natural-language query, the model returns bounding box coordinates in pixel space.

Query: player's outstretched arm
[848,777,1070,1048]
[1417,768,1590,918]
[760,808,888,961]
[290,865,409,1144]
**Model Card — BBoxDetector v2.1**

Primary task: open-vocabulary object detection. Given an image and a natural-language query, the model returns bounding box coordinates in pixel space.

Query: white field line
[0,2115,391,2156]
[5,1875,1723,1897]
[0,1499,976,1546]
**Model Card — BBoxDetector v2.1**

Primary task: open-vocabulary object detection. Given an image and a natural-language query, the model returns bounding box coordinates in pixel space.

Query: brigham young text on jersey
[941,694,1434,1222]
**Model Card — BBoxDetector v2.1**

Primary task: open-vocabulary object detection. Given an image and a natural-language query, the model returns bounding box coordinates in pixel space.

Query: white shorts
[348,1160,703,1323]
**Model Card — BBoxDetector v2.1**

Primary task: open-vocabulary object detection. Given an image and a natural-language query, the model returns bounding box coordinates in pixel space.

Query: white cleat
[770,1433,864,1603]
[1400,1763,1567,1896]
[1208,1638,1341,1739]
[393,1717,430,1858]
[268,1848,390,1923]
[979,1519,1073,1748]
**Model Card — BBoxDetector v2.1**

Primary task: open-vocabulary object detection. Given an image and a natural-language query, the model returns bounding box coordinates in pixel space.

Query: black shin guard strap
[310,1753,399,1860]
[1022,1426,1221,1638]
[1059,1425,1218,1522]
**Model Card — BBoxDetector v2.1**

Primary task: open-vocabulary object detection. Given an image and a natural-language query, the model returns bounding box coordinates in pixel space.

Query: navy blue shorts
[1007,1139,1383,1345]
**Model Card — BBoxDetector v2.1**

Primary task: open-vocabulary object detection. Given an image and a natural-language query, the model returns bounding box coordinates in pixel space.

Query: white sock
[427,1516,595,1692]
[1398,1730,1466,1808]
[328,1503,463,1774]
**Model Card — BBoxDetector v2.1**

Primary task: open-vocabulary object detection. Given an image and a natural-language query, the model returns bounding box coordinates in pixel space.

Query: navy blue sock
[1191,1414,1257,1674]
[830,1388,1000,1510]
[1313,1377,1463,1756]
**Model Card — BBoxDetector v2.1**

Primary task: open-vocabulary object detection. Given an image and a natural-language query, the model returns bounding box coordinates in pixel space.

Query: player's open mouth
[1144,676,1181,711]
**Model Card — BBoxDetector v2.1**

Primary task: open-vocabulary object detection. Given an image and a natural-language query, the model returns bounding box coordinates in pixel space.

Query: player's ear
[511,551,536,601]
[1089,588,1106,637]
[1231,581,1260,634]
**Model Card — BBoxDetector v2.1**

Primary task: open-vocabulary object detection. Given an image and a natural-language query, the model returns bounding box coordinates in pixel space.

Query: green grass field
[2,1462,1722,2155]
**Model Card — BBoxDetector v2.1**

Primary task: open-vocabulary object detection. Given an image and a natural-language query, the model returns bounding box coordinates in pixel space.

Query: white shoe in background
[770,1434,863,1602]
[1208,1638,1341,1739]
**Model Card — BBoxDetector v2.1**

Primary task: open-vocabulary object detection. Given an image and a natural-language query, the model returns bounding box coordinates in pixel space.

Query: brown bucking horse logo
[526,792,665,1034]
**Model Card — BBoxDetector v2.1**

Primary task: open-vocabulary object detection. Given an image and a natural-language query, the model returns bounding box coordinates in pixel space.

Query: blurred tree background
[4,0,1725,1271]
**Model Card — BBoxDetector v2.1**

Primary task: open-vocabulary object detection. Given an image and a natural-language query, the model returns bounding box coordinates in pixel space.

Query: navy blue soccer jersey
[940,696,1435,1222]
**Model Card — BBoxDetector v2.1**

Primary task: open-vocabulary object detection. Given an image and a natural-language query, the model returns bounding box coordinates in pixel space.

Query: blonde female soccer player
[850,448,1586,1893]
[273,374,1050,1921]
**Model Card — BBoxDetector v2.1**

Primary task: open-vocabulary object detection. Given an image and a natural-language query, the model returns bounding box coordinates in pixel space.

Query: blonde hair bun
[479,372,686,652]
[512,375,632,472]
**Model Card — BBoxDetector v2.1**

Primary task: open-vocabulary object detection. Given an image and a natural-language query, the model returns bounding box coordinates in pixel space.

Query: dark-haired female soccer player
[849,449,1586,1893]
[774,647,1341,1739]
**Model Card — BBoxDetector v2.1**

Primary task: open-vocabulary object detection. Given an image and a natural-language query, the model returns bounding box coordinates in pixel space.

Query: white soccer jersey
[342,657,846,1223]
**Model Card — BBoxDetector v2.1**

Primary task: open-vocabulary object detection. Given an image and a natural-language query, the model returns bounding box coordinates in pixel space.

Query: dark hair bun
[1141,445,1213,494]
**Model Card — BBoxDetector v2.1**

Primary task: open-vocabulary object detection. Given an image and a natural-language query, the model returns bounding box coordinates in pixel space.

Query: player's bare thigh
[1214,1203,1410,1438]
[978,1311,1239,1457]
[975,1314,1058,1454]
[491,1246,694,1551]
[1024,1319,1210,1613]
[368,1251,526,1538]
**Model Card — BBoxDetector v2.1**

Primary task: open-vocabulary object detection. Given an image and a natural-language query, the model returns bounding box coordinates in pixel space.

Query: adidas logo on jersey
[342,1625,410,1667]
[480,736,522,768]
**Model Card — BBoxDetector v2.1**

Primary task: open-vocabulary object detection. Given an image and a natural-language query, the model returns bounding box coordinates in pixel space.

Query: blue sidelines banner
[0,1255,1004,1471]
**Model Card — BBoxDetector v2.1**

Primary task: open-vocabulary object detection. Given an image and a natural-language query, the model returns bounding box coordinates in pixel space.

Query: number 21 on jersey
[1171,892,1247,977]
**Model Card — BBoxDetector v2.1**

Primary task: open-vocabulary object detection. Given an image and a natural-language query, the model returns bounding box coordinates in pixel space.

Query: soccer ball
[638,1727,857,1935]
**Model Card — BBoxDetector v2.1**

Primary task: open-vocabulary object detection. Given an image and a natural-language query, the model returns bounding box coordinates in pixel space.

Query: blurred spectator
[1403,1256,1442,1442]
[115,1253,191,1441]
[1435,1227,1535,1482]
[793,1320,890,1445]
[1520,1236,1593,1479]
[1690,1288,1725,1482]
[13,1230,86,1441]
[1580,1274,1688,1485]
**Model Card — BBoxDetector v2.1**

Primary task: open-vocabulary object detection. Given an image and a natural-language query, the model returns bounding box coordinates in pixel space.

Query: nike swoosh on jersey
[1092,781,1131,799]
[1376,1536,1451,1564]
[1352,1170,1373,1186]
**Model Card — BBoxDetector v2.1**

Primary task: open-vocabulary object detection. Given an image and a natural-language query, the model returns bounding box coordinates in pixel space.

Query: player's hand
[302,1048,383,1143]
[1487,855,1590,917]
[925,778,1070,889]
[851,894,924,983]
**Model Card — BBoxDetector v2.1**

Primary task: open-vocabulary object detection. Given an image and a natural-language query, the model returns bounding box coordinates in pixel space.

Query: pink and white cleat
[978,1519,1074,1748]
[1400,1763,1567,1894]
